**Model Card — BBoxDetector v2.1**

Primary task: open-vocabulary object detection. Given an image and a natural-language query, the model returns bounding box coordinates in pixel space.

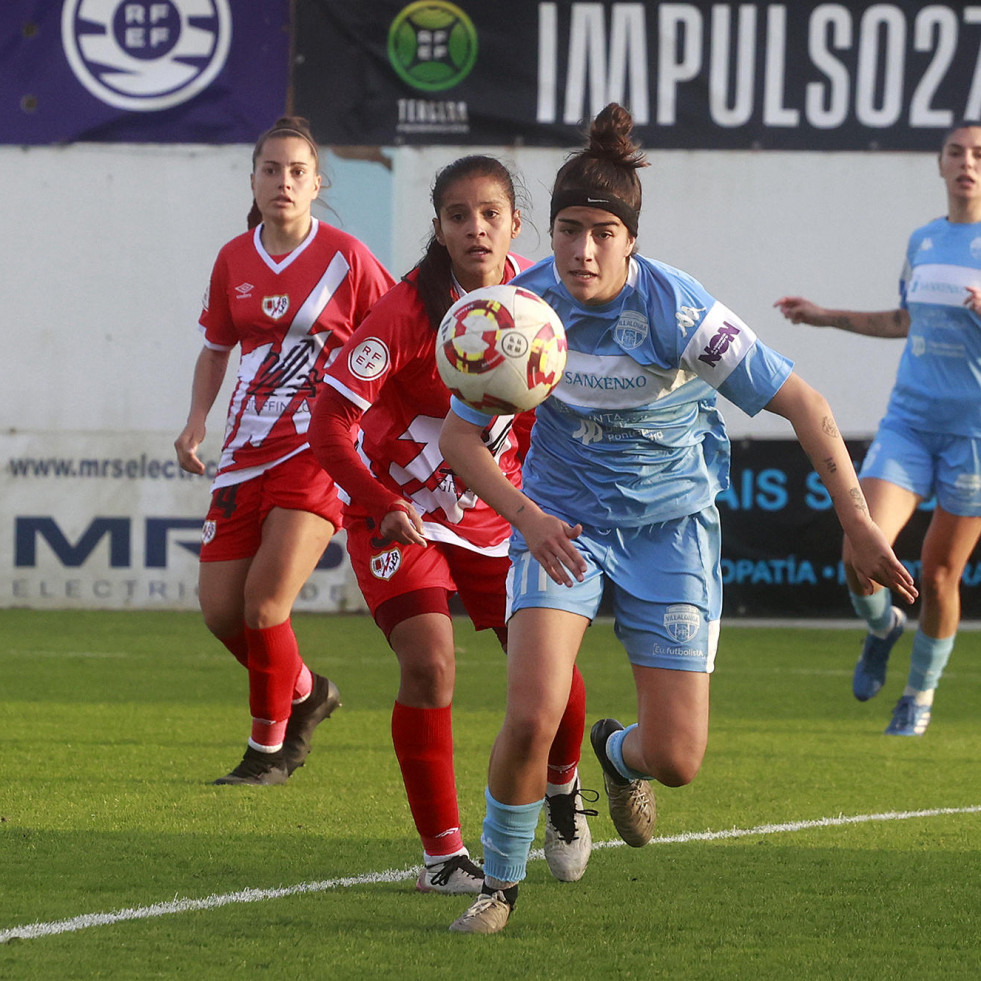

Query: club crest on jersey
[370,547,402,581]
[664,604,700,643]
[202,520,217,545]
[262,295,290,320]
[613,311,649,350]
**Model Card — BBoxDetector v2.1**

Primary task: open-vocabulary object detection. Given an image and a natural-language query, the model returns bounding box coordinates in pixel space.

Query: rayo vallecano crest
[262,295,289,320]
[370,547,402,581]
[664,604,700,643]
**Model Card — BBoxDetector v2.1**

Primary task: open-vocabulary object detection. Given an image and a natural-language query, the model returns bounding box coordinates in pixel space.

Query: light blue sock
[606,724,653,782]
[908,630,954,692]
[480,787,542,885]
[849,588,893,634]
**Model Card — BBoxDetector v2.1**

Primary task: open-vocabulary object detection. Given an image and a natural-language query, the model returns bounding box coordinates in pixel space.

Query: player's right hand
[773,296,822,325]
[519,509,586,587]
[174,424,206,475]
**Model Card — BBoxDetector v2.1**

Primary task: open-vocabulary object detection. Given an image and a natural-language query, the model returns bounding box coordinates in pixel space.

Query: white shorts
[507,506,722,673]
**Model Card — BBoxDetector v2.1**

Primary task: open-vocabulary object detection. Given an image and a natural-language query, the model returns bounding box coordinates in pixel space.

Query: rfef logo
[61,0,232,111]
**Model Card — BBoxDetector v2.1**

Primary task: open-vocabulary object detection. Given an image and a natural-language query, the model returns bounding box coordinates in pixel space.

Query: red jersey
[317,254,532,554]
[200,219,394,488]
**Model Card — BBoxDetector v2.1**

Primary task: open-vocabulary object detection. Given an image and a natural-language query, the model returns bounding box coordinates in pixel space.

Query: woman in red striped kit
[310,155,595,892]
[175,117,394,784]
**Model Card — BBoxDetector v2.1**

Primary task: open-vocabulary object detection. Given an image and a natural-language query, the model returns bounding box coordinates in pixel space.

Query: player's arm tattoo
[823,456,838,474]
[828,309,906,337]
[849,487,869,516]
[821,416,840,439]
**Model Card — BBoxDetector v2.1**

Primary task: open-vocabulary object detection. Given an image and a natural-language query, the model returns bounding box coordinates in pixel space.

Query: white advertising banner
[2,431,363,613]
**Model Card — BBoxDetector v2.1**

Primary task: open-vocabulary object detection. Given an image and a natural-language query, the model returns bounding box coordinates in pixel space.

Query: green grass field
[2,608,980,979]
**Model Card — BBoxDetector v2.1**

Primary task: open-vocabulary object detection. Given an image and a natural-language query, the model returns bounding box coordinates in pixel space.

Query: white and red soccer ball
[436,285,567,414]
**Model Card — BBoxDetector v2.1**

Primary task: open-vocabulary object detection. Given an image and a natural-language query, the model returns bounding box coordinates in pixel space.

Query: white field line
[3,804,980,944]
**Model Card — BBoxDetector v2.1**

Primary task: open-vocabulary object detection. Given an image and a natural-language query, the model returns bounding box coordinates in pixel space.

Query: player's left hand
[380,505,427,547]
[843,527,917,604]
[964,286,981,315]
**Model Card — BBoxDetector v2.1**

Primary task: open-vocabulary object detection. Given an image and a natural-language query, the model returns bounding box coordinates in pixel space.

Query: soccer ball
[436,285,567,414]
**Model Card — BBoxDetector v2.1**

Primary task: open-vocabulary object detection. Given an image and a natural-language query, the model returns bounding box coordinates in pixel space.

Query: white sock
[546,767,578,797]
[903,686,935,707]
[870,607,899,639]
[423,846,467,866]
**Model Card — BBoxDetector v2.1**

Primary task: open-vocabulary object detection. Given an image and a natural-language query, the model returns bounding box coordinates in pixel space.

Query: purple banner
[2,0,290,144]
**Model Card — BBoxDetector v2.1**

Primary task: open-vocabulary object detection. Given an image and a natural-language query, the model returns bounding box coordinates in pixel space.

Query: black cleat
[213,745,289,786]
[282,673,342,774]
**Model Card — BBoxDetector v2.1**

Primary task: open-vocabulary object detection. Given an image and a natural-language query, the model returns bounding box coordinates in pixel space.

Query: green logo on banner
[388,2,478,92]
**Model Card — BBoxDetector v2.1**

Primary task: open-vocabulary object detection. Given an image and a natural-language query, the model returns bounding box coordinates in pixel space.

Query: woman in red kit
[175,117,394,785]
[309,155,594,893]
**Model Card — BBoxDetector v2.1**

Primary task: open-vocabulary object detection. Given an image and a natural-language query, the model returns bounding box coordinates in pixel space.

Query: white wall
[6,143,393,436]
[5,143,944,439]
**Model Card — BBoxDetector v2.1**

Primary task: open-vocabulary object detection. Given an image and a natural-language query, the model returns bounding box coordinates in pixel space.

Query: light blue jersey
[888,217,981,436]
[453,254,793,528]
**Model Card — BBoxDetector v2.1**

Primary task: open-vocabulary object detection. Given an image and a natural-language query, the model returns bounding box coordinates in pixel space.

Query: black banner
[295,0,981,150]
[721,439,981,619]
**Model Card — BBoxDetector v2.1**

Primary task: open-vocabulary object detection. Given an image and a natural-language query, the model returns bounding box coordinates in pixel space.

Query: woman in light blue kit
[776,121,981,737]
[439,103,917,934]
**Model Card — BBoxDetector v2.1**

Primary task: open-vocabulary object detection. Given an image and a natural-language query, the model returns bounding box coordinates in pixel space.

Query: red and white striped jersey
[200,219,394,487]
[322,254,533,553]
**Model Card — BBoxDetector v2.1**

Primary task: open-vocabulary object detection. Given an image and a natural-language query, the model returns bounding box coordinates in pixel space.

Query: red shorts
[199,452,343,562]
[344,514,510,640]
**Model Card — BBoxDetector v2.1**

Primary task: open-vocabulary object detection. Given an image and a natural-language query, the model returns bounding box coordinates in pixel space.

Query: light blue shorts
[861,417,981,517]
[506,507,721,673]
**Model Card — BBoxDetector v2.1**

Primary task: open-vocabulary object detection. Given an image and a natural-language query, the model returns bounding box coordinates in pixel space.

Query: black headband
[550,188,639,236]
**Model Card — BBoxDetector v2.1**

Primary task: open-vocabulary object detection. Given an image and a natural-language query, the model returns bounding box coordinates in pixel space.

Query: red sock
[245,621,301,750]
[547,663,586,786]
[391,702,463,858]
[221,630,250,668]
